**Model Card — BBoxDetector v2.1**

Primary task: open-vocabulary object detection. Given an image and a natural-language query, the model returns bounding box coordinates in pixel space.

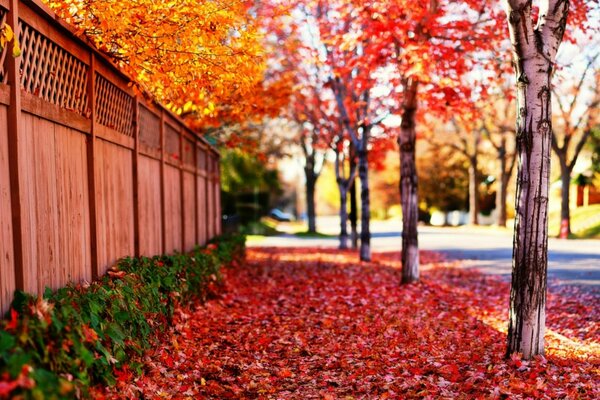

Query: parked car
[269,208,294,222]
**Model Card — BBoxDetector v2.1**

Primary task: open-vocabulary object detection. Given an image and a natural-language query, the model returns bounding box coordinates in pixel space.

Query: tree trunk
[338,182,349,249]
[558,157,571,238]
[349,155,359,249]
[496,148,508,227]
[399,79,419,283]
[468,156,479,225]
[357,148,371,261]
[305,171,317,233]
[504,0,568,360]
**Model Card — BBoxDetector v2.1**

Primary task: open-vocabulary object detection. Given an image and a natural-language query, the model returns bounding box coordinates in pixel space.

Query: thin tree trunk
[497,174,509,227]
[559,157,571,237]
[399,79,419,283]
[305,171,317,233]
[504,0,568,360]
[357,148,371,261]
[496,146,508,227]
[349,154,359,249]
[468,156,479,225]
[338,183,349,249]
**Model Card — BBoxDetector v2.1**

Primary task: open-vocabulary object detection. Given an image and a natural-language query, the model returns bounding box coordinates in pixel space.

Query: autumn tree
[292,88,333,233]
[552,52,600,237]
[45,0,292,127]
[305,0,393,261]
[502,0,594,359]
[355,0,502,282]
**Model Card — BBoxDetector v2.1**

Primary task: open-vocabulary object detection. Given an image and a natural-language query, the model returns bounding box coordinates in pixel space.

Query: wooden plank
[139,144,161,160]
[0,104,15,313]
[96,123,135,150]
[207,156,214,240]
[197,174,207,246]
[95,139,134,275]
[133,99,140,256]
[179,126,185,250]
[20,91,91,133]
[24,115,59,295]
[87,54,99,279]
[183,171,196,251]
[160,111,167,252]
[0,84,9,106]
[7,0,24,292]
[164,165,182,253]
[54,125,91,286]
[138,156,163,256]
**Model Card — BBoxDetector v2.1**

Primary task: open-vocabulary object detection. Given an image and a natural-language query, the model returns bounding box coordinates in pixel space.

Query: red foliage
[98,248,599,399]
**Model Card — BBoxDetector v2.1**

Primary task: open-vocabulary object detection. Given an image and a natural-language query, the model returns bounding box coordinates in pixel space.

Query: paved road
[248,219,600,287]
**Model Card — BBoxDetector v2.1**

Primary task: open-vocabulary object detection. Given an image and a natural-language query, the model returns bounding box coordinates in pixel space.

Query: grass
[548,204,600,239]
[293,231,336,238]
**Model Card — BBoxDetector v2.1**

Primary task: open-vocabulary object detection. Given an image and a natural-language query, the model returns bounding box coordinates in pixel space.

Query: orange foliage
[43,0,292,126]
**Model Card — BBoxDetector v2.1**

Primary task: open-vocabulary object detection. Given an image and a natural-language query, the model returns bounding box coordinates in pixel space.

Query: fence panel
[0,0,220,313]
[138,155,163,256]
[94,139,135,275]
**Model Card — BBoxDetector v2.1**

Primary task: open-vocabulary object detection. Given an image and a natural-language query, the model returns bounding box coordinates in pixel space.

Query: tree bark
[357,148,371,261]
[504,0,568,360]
[305,169,317,233]
[468,155,479,225]
[399,79,419,283]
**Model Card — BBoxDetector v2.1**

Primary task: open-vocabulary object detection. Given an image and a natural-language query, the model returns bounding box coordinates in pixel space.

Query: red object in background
[559,219,569,239]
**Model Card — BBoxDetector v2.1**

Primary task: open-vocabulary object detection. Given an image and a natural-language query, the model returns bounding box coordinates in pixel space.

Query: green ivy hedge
[0,234,245,399]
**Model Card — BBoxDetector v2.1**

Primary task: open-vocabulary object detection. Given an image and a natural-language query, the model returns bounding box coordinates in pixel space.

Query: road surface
[247,219,600,287]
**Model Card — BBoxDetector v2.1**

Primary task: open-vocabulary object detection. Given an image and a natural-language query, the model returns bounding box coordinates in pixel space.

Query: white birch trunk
[504,0,569,359]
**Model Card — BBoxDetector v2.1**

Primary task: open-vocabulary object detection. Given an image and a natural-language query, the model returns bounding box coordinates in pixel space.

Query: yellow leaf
[12,41,21,58]
[3,25,14,43]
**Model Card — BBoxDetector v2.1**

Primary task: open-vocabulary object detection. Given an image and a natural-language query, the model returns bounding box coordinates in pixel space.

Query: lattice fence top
[197,147,207,170]
[19,21,89,115]
[165,124,180,159]
[183,137,195,166]
[0,8,7,85]
[95,73,134,137]
[139,106,161,150]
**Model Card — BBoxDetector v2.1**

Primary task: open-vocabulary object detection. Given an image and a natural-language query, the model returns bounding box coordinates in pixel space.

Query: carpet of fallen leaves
[98,247,599,399]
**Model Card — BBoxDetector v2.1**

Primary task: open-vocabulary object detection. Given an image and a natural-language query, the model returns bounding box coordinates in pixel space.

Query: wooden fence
[0,0,221,313]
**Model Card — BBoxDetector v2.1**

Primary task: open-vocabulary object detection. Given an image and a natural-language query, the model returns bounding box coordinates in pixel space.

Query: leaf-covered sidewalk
[101,247,599,399]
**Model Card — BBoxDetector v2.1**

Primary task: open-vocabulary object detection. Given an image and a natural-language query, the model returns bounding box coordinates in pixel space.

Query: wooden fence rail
[0,0,221,313]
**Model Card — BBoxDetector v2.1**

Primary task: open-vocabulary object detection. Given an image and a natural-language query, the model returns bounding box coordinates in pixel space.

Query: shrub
[0,234,245,399]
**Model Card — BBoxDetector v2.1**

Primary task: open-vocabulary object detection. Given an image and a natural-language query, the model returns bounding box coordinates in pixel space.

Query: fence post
[206,149,211,242]
[6,0,23,290]
[132,98,140,256]
[194,140,199,246]
[86,53,99,279]
[179,125,185,250]
[216,155,221,235]
[160,109,166,252]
